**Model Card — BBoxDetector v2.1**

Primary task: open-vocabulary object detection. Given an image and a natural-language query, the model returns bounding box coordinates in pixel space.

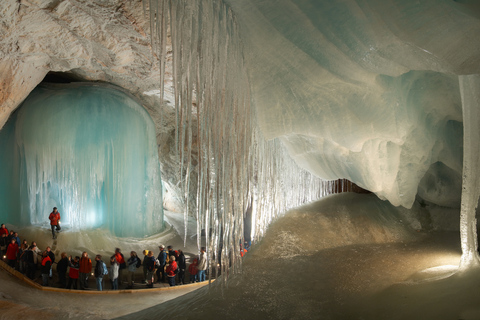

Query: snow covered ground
[0,193,475,319]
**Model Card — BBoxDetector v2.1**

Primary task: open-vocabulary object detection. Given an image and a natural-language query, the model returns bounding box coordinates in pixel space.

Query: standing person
[177,250,186,285]
[25,245,36,279]
[126,251,139,289]
[67,256,80,290]
[31,242,42,276]
[188,258,198,283]
[145,251,156,288]
[46,246,55,278]
[56,252,69,288]
[7,230,14,243]
[0,224,8,236]
[31,242,42,266]
[156,245,167,283]
[79,251,92,289]
[40,251,52,286]
[142,250,149,284]
[112,248,126,287]
[109,256,120,290]
[12,232,20,245]
[18,240,29,273]
[197,247,207,282]
[48,207,61,239]
[167,245,175,260]
[0,233,8,257]
[6,238,18,268]
[165,256,177,286]
[94,255,107,291]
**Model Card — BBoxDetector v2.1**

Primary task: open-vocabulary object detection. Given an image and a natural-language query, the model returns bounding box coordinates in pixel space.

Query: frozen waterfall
[0,83,164,237]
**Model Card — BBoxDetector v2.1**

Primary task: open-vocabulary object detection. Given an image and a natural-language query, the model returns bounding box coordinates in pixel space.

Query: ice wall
[223,0,479,209]
[0,83,163,237]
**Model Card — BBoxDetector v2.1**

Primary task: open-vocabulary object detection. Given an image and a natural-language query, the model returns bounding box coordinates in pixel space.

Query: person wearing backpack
[126,251,139,289]
[67,256,80,290]
[145,251,156,288]
[94,255,108,291]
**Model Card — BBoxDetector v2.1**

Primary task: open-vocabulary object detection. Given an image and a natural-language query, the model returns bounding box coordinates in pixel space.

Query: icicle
[144,0,337,282]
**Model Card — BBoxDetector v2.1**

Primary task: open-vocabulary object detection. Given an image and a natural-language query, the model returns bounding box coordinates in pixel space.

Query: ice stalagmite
[459,75,480,269]
[0,83,163,238]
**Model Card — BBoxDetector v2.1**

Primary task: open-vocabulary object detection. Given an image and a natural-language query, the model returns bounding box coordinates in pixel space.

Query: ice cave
[0,0,480,319]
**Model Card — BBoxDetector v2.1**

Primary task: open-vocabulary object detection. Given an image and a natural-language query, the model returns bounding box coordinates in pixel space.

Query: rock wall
[0,0,183,211]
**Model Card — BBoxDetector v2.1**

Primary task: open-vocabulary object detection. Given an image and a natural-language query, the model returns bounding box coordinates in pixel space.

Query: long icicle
[145,0,333,283]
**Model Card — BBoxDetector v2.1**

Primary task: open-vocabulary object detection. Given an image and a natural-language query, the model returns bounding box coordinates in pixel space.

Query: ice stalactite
[0,83,164,238]
[144,0,333,281]
[459,75,480,270]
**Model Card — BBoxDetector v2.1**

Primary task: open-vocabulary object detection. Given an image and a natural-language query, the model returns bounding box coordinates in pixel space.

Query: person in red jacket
[67,256,80,290]
[79,251,92,289]
[188,258,198,283]
[112,248,126,286]
[166,256,178,286]
[6,238,18,268]
[48,207,61,239]
[0,224,8,236]
[41,251,52,286]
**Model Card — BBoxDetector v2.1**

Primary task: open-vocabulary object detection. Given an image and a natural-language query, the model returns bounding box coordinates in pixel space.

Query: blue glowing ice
[0,83,163,237]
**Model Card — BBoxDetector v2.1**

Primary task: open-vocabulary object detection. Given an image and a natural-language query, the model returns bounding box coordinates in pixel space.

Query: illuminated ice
[0,83,163,237]
[224,0,479,209]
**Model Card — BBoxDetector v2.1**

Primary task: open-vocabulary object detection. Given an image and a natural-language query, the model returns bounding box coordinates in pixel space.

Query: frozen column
[459,74,480,269]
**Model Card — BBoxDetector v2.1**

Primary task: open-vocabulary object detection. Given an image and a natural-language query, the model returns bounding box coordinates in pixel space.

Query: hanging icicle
[144,0,334,283]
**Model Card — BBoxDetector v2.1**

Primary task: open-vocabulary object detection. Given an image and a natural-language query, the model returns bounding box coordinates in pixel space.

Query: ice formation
[144,0,335,278]
[224,0,476,210]
[459,75,480,269]
[0,0,479,278]
[144,0,480,269]
[0,83,163,237]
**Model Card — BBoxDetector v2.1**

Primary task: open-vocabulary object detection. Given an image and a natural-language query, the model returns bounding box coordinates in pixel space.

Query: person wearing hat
[156,244,167,283]
[48,207,61,239]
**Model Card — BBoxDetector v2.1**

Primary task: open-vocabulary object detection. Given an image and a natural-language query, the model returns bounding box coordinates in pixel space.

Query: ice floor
[1,193,478,320]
